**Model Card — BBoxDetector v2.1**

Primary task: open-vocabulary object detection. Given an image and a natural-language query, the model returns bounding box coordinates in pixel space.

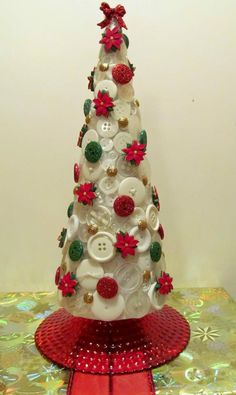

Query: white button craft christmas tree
[55,2,173,322]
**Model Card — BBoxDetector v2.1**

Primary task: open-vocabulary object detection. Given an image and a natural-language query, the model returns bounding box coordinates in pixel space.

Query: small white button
[118,177,146,205]
[129,207,145,226]
[87,231,116,263]
[117,83,134,102]
[67,214,79,241]
[78,223,89,243]
[114,264,142,294]
[86,205,111,228]
[130,226,151,253]
[82,160,104,182]
[76,259,104,290]
[112,100,131,120]
[125,290,151,318]
[100,138,113,152]
[113,132,132,154]
[81,129,98,153]
[99,176,119,195]
[91,292,125,321]
[148,283,166,311]
[117,156,137,177]
[97,117,118,138]
[95,79,118,99]
[146,204,159,231]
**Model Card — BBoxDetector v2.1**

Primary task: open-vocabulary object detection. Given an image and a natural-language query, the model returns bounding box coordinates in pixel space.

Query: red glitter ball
[113,195,135,217]
[96,277,118,299]
[74,163,80,183]
[112,64,133,85]
[158,224,164,240]
[54,267,60,286]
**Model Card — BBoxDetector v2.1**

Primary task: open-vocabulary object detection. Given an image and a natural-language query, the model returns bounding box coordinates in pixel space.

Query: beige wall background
[1,0,236,297]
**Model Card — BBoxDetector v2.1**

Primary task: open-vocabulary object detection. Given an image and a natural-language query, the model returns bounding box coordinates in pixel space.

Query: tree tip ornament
[98,2,127,30]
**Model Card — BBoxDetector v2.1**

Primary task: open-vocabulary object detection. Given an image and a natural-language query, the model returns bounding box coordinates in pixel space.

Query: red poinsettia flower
[156,272,173,295]
[93,90,114,117]
[75,182,96,205]
[114,231,139,258]
[58,272,78,297]
[123,140,146,165]
[99,26,123,52]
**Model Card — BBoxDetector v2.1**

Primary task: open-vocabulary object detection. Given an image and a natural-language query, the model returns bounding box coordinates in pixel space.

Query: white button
[107,150,118,161]
[135,251,151,271]
[114,264,142,294]
[129,207,145,226]
[125,290,151,318]
[130,226,151,253]
[78,223,89,242]
[113,132,132,153]
[76,259,104,290]
[82,160,104,182]
[97,117,118,138]
[99,176,119,195]
[118,177,146,205]
[86,205,111,228]
[148,283,166,311]
[95,79,117,99]
[112,100,131,120]
[104,194,116,208]
[117,156,137,177]
[91,292,125,321]
[94,190,105,205]
[117,83,134,102]
[146,204,159,231]
[105,64,114,80]
[67,214,79,241]
[77,205,91,224]
[100,138,113,152]
[81,129,98,153]
[87,231,116,263]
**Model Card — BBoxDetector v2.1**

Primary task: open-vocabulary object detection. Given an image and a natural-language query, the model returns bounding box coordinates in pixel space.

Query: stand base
[35,305,190,374]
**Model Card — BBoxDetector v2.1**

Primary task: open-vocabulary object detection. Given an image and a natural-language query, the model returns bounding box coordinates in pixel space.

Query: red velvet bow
[97,2,127,30]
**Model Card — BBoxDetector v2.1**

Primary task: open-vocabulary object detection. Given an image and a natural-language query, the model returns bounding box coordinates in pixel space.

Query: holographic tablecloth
[0,288,236,394]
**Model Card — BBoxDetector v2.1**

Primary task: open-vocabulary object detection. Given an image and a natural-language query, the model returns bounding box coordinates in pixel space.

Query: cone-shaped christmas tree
[55,2,173,322]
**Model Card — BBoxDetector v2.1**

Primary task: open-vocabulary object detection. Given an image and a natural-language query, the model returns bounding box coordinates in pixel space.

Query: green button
[67,202,74,218]
[85,141,102,163]
[150,242,162,262]
[69,240,83,262]
[83,99,92,116]
[138,129,147,146]
[123,34,129,48]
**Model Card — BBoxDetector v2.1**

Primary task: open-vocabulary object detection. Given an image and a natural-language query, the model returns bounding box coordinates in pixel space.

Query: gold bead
[84,292,94,304]
[118,117,129,129]
[106,167,118,177]
[85,115,91,124]
[88,224,98,235]
[142,176,148,186]
[143,270,151,283]
[138,220,148,231]
[99,63,109,72]
[134,99,140,107]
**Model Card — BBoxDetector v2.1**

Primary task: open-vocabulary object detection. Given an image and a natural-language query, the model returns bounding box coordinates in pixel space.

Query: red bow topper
[98,2,127,30]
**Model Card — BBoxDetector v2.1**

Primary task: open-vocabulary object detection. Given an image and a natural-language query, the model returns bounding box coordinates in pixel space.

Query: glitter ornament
[112,64,133,84]
[113,195,135,217]
[97,277,118,299]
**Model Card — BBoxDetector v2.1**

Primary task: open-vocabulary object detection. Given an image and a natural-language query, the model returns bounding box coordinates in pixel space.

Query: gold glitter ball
[84,293,94,304]
[88,224,98,235]
[138,220,148,231]
[142,176,148,186]
[134,99,140,107]
[99,63,109,72]
[85,115,91,124]
[106,167,118,177]
[143,270,151,283]
[118,117,129,129]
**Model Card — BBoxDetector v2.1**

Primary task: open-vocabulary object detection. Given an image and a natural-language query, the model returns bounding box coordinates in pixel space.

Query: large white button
[125,290,151,318]
[146,204,159,231]
[100,137,113,152]
[114,264,142,294]
[86,205,111,228]
[97,118,118,138]
[117,156,137,177]
[112,100,131,120]
[67,214,79,241]
[148,283,166,311]
[130,226,151,253]
[118,177,146,205]
[113,132,132,154]
[91,292,125,321]
[81,129,98,153]
[87,231,116,263]
[82,160,103,182]
[117,83,134,102]
[95,80,117,99]
[129,207,145,226]
[76,259,104,290]
[99,176,119,195]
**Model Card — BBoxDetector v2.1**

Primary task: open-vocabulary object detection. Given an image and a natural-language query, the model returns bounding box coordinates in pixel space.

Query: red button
[55,267,61,286]
[113,195,135,217]
[74,163,80,183]
[112,64,133,85]
[158,224,164,240]
[97,277,118,299]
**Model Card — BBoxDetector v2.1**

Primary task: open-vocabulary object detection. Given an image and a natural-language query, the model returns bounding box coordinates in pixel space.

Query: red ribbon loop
[98,2,127,30]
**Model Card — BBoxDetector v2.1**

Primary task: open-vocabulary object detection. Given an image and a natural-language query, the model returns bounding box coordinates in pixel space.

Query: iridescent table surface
[0,288,236,394]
